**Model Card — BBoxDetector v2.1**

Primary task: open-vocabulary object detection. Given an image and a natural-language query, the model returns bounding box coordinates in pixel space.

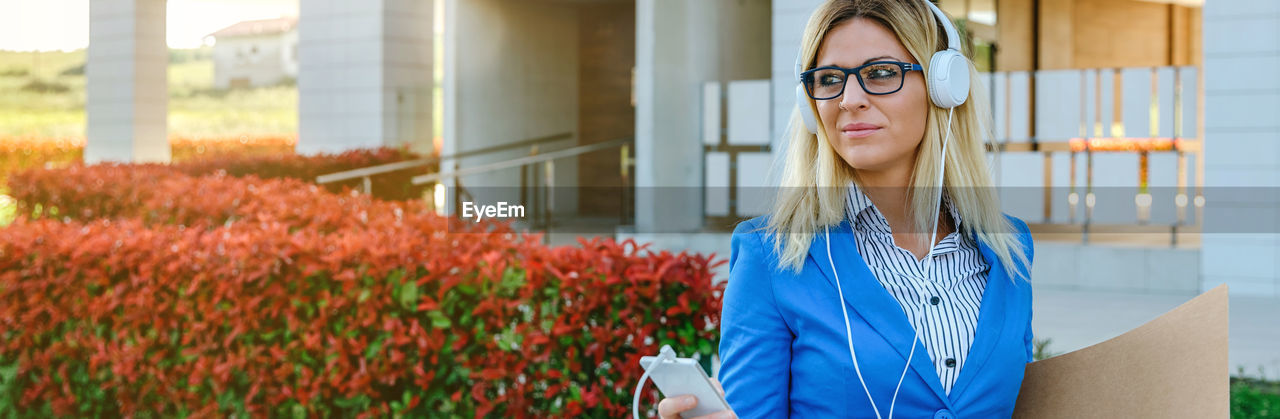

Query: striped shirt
[844,182,990,395]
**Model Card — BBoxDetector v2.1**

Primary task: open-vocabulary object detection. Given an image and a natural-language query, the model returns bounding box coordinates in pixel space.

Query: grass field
[0,48,297,137]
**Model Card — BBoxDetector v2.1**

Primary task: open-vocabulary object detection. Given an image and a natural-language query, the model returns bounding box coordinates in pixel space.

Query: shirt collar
[845,181,964,235]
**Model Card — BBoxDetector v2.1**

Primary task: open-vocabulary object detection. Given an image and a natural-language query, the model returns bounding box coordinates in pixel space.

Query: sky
[0,0,299,51]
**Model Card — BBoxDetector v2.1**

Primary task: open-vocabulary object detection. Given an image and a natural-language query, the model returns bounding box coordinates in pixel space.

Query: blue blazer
[719,215,1035,418]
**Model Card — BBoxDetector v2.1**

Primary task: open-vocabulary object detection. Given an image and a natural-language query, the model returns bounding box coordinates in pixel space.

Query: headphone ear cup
[796,84,818,134]
[926,50,970,109]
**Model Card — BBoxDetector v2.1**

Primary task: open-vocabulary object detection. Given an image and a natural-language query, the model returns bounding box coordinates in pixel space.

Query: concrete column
[633,0,772,233]
[771,0,824,157]
[85,0,169,164]
[1200,0,1280,297]
[297,0,434,155]
[634,0,704,233]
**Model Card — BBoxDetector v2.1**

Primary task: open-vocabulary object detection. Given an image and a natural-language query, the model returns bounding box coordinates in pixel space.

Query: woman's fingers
[688,410,738,419]
[710,377,725,397]
[657,395,697,419]
[657,393,737,419]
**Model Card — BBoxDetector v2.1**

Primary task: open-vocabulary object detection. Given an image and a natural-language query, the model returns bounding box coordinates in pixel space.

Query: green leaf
[398,280,418,310]
[365,334,387,359]
[428,310,452,329]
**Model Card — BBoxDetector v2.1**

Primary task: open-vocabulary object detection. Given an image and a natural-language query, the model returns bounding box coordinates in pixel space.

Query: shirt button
[945,358,956,368]
[933,409,955,419]
[930,296,941,305]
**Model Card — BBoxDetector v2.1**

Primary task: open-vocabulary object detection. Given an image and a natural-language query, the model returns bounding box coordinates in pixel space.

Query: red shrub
[0,170,725,417]
[170,134,296,161]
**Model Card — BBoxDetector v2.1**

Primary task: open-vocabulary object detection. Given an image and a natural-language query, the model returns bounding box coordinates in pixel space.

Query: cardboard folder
[1013,284,1230,418]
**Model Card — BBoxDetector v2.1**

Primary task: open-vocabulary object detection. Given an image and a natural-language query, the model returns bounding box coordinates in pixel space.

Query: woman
[659,0,1034,418]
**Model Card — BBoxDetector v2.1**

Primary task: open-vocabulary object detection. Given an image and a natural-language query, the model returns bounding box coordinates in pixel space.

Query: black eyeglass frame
[799,61,925,100]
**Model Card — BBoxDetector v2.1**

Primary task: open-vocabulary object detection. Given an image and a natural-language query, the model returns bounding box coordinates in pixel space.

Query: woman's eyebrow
[860,55,897,65]
[817,55,899,68]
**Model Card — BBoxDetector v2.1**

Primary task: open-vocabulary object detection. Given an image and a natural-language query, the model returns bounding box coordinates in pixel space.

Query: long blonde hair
[764,0,1029,280]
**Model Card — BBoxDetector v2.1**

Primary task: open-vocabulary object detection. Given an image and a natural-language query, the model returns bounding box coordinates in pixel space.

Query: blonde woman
[659,0,1034,418]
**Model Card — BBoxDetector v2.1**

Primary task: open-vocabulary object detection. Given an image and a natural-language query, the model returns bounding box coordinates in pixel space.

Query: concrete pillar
[771,1,823,157]
[297,0,434,155]
[85,0,169,164]
[1199,0,1280,297]
[634,0,772,233]
[634,0,706,233]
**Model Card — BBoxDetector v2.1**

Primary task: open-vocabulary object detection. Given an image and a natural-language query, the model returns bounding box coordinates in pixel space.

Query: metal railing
[981,65,1203,246]
[314,132,574,194]
[411,137,635,232]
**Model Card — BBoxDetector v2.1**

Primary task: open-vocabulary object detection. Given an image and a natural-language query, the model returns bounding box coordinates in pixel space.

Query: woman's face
[813,17,929,176]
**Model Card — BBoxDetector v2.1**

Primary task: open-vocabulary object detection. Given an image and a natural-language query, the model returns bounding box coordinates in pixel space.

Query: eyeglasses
[800,61,923,100]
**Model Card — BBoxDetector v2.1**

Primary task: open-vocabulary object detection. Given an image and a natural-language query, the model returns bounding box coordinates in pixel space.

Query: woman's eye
[865,67,899,80]
[818,74,843,86]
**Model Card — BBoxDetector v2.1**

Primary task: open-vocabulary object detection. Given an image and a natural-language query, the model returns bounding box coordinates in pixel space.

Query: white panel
[1121,68,1152,139]
[703,82,721,145]
[1007,72,1030,142]
[727,80,772,145]
[1179,67,1198,138]
[705,152,730,216]
[1147,153,1180,225]
[1098,70,1116,137]
[1087,154,1140,225]
[996,152,1044,222]
[1035,70,1082,141]
[1050,152,1075,224]
[1082,70,1097,137]
[1155,67,1177,138]
[736,152,773,216]
[988,72,1008,141]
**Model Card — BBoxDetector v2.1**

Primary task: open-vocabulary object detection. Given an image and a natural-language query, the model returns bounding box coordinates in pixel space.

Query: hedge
[0,135,433,202]
[0,166,724,417]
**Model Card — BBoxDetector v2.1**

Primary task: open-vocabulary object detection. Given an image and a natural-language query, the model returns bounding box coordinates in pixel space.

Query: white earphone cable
[887,106,953,418]
[831,107,953,419]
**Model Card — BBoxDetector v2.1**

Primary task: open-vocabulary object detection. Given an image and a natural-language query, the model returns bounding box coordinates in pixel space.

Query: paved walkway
[1032,286,1280,379]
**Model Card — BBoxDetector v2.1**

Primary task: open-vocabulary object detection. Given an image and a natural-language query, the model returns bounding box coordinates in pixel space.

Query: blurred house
[204,17,299,89]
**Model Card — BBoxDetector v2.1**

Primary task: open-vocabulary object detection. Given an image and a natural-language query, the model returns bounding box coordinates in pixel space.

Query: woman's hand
[656,378,737,419]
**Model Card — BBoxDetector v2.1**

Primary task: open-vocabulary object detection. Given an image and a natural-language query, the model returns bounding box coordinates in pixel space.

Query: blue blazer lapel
[947,237,1010,402]
[807,220,953,408]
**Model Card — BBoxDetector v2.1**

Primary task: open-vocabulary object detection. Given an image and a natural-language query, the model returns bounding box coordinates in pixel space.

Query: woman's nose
[839,79,870,111]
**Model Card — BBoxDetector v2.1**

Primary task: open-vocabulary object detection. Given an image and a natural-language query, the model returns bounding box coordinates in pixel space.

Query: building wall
[577,2,635,217]
[282,29,299,77]
[445,0,580,216]
[1200,0,1280,297]
[997,0,1202,71]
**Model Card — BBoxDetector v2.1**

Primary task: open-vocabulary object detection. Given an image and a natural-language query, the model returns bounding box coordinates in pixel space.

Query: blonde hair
[763,0,1029,280]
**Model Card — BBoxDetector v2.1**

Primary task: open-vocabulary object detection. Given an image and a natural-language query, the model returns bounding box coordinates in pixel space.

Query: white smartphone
[639,349,731,418]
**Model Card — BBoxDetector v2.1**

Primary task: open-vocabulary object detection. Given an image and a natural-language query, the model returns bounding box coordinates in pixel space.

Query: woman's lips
[841,124,881,138]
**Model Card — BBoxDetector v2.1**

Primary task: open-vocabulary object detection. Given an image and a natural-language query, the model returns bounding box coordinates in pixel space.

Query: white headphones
[809,2,965,418]
[795,0,970,134]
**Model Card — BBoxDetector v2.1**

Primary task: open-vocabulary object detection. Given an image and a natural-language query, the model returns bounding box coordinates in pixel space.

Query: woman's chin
[835,146,893,172]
